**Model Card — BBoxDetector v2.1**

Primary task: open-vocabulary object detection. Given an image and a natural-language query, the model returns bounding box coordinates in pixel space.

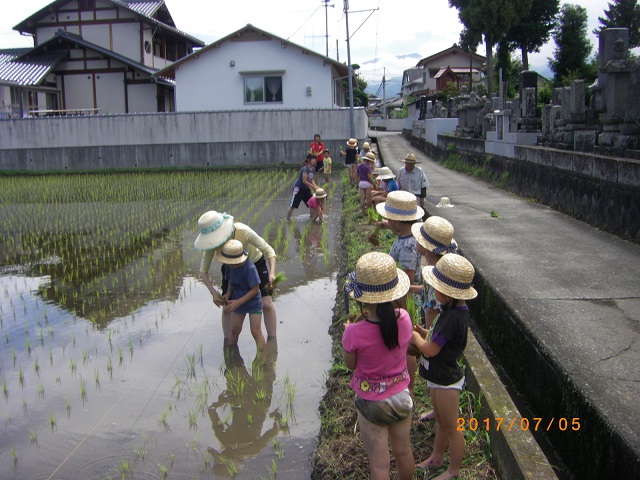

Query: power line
[287,4,324,40]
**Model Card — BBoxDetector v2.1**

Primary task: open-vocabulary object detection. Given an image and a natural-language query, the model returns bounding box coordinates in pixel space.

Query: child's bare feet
[432,471,460,480]
[416,456,443,469]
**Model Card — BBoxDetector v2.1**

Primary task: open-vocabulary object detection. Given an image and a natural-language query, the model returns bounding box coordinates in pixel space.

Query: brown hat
[422,253,477,300]
[364,152,376,162]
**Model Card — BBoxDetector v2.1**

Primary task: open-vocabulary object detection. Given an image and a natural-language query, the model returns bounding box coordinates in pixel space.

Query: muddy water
[0,172,341,479]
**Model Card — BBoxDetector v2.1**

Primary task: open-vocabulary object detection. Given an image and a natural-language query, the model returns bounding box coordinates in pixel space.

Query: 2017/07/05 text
[457,417,581,432]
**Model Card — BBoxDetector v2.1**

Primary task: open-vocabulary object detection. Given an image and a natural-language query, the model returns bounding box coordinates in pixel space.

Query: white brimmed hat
[345,252,410,304]
[362,142,371,150]
[436,196,454,208]
[402,152,421,164]
[376,190,424,222]
[347,138,358,147]
[214,239,248,265]
[313,188,328,199]
[194,211,234,251]
[422,253,477,300]
[411,216,458,254]
[377,167,395,180]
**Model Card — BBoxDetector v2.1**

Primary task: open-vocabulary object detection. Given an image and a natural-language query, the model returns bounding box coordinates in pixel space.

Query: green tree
[494,39,523,98]
[548,4,593,85]
[449,0,532,94]
[594,0,640,48]
[347,64,368,107]
[503,0,560,70]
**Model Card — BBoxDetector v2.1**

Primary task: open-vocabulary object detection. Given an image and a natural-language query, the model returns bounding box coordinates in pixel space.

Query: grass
[310,172,497,480]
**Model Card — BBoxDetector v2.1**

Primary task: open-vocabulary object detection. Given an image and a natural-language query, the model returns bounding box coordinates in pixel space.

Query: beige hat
[214,239,248,265]
[313,188,328,199]
[411,216,459,254]
[376,190,424,222]
[422,253,477,300]
[372,167,382,176]
[364,152,376,162]
[347,138,358,147]
[362,142,371,150]
[194,210,234,251]
[345,251,410,304]
[436,196,454,208]
[402,152,421,164]
[377,167,395,180]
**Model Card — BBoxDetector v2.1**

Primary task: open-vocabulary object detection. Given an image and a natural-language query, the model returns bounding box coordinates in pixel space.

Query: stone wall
[405,132,640,242]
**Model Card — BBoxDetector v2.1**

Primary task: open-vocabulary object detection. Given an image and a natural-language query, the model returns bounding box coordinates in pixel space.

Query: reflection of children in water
[293,223,324,276]
[207,339,280,475]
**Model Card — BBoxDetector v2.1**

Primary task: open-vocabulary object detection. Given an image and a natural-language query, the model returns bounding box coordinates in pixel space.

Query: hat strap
[200,213,233,235]
[432,265,472,290]
[420,226,459,255]
[344,271,399,311]
[221,249,247,259]
[385,205,417,216]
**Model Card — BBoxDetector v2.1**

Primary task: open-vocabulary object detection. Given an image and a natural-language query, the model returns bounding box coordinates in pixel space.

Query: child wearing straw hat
[371,166,399,206]
[307,187,328,223]
[196,211,278,340]
[410,253,477,477]
[342,251,415,479]
[357,151,376,214]
[397,152,429,210]
[376,190,425,397]
[340,138,359,186]
[215,239,266,350]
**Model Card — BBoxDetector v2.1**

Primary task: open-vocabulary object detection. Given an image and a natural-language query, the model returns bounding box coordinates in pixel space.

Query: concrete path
[371,131,640,478]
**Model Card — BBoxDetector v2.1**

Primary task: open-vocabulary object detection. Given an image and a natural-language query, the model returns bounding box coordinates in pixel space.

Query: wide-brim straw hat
[364,152,376,162]
[345,251,410,304]
[347,138,358,147]
[402,152,421,164]
[411,216,458,254]
[422,253,477,300]
[362,142,371,150]
[372,167,382,175]
[214,239,248,265]
[376,190,424,221]
[437,196,454,208]
[313,188,328,199]
[377,167,395,180]
[194,210,234,250]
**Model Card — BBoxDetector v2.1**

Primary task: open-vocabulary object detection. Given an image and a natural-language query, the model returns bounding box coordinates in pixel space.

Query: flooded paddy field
[0,170,342,479]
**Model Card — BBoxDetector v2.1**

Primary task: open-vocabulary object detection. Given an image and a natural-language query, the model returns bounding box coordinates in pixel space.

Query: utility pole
[382,67,387,120]
[323,0,334,57]
[344,0,355,138]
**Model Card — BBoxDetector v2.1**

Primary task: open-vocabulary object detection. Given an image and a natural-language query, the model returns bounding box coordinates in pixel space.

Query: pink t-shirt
[307,196,321,209]
[342,309,412,400]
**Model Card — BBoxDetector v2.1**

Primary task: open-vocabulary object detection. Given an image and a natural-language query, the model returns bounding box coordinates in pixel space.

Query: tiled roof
[121,0,163,18]
[0,49,67,86]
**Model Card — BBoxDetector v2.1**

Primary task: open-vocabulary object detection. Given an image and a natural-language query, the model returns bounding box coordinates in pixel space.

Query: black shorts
[316,160,324,172]
[221,256,272,298]
[289,187,313,209]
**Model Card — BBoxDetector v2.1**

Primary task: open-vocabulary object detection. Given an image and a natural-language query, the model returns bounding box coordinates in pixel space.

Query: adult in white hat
[397,152,430,211]
[342,252,415,479]
[195,210,278,339]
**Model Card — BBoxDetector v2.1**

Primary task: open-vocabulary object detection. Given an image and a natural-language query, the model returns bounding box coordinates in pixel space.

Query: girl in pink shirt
[342,251,415,479]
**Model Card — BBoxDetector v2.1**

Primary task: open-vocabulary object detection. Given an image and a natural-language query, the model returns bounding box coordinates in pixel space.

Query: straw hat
[362,142,371,150]
[345,251,410,304]
[364,152,376,163]
[422,253,477,300]
[376,190,424,221]
[402,152,421,164]
[411,216,458,254]
[347,138,358,147]
[313,188,328,199]
[194,210,234,251]
[214,239,248,265]
[436,196,454,208]
[372,167,382,176]
[377,167,395,180]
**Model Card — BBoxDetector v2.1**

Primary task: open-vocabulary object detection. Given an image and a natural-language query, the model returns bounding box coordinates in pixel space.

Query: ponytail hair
[376,302,400,350]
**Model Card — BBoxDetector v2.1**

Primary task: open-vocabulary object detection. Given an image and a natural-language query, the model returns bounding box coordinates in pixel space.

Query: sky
[0,0,621,96]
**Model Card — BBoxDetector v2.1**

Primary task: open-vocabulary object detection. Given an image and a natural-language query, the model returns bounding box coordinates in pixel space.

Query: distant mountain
[396,53,421,60]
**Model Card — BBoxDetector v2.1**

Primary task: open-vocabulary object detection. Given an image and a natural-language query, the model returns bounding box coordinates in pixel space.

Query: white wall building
[158,24,351,112]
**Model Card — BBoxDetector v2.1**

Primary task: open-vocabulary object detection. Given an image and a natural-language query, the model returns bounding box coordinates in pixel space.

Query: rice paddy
[0,169,341,479]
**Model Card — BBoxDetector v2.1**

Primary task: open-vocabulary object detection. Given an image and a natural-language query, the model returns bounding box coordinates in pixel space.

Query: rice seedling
[106,356,113,379]
[10,447,17,465]
[29,429,38,446]
[22,397,27,413]
[133,436,148,460]
[37,382,45,399]
[226,460,238,477]
[65,396,71,416]
[11,348,16,367]
[118,347,123,366]
[82,349,90,366]
[194,377,210,414]
[267,458,278,476]
[69,357,77,376]
[25,338,31,357]
[56,374,61,385]
[225,370,247,397]
[18,366,24,388]
[94,367,100,390]
[80,378,87,404]
[49,347,53,366]
[49,413,56,431]
[185,353,196,380]
[158,464,168,480]
[119,458,130,477]
[158,408,171,432]
[188,409,198,431]
[2,380,8,399]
